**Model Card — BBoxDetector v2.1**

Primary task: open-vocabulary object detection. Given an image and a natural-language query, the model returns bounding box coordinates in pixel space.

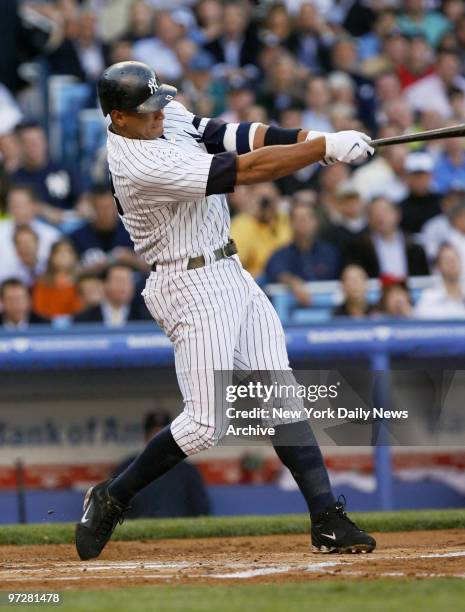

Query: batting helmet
[97,61,177,117]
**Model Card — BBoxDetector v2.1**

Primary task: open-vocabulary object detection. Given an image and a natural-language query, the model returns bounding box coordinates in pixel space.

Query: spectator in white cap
[320,182,367,252]
[399,151,441,234]
[327,71,356,106]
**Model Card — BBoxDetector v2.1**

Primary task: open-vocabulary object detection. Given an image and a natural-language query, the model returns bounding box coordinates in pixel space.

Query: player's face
[112,109,165,140]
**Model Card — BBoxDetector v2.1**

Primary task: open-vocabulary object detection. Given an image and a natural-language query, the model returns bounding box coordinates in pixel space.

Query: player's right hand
[324,131,374,165]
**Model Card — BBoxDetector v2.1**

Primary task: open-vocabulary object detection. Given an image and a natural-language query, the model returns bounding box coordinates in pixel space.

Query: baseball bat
[370,123,465,147]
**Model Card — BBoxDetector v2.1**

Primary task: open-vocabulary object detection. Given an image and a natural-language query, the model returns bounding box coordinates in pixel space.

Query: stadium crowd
[3,0,465,327]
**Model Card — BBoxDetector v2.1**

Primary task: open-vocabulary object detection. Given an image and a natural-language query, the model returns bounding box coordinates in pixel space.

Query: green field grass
[16,580,465,612]
[1,508,464,546]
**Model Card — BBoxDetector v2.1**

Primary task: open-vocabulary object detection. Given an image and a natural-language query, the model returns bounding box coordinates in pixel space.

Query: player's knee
[172,416,222,455]
[194,425,220,452]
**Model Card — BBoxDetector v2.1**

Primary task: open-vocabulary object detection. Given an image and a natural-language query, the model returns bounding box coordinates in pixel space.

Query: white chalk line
[420,551,465,558]
[82,561,190,571]
[210,567,293,579]
[2,574,170,582]
[0,560,345,581]
[348,550,465,562]
[4,571,465,583]
[210,560,344,579]
[2,550,465,583]
[306,561,342,572]
[0,561,190,576]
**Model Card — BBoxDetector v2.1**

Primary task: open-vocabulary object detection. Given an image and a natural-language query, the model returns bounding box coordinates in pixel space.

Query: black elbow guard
[264,127,301,146]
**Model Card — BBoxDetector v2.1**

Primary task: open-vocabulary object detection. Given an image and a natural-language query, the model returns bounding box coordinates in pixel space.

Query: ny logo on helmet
[148,77,158,94]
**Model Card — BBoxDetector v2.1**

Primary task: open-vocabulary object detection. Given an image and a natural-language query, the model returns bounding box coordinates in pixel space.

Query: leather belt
[151,239,237,272]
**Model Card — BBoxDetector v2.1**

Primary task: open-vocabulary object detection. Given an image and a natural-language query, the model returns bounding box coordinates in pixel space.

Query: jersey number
[109,172,124,216]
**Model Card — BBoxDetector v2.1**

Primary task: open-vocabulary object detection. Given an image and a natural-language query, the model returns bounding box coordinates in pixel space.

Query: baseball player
[75,61,376,560]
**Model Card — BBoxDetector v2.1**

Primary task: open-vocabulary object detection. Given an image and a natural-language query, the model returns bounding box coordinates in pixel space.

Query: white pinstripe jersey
[106,100,230,265]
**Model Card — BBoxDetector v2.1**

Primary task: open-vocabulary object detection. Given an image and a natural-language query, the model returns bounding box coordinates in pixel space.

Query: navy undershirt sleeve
[205,151,237,195]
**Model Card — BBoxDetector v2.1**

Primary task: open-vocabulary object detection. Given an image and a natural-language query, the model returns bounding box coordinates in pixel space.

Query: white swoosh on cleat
[321,532,337,540]
[81,503,92,524]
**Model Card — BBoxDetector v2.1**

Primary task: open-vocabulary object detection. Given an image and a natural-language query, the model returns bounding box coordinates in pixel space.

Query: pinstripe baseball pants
[143,254,296,455]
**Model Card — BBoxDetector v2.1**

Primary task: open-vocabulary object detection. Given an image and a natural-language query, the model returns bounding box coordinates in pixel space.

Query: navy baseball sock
[108,425,187,504]
[272,420,335,520]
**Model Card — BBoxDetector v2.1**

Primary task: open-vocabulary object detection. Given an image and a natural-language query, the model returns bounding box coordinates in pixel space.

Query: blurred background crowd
[3,0,465,328]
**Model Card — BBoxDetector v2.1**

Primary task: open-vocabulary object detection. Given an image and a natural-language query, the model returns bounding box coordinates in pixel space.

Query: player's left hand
[307,130,374,166]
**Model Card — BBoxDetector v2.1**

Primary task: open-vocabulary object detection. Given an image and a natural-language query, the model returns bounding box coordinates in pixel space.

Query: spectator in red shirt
[32,239,82,319]
[397,34,435,89]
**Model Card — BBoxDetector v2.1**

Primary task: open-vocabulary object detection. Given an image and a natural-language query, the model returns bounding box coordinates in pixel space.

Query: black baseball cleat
[311,496,376,554]
[75,479,129,561]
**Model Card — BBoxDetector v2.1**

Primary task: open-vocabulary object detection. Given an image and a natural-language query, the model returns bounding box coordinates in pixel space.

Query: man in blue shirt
[433,136,465,195]
[265,196,341,306]
[70,186,147,274]
[12,121,87,227]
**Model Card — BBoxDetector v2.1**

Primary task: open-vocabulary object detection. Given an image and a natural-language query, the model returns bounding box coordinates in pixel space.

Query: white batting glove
[306,130,374,165]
